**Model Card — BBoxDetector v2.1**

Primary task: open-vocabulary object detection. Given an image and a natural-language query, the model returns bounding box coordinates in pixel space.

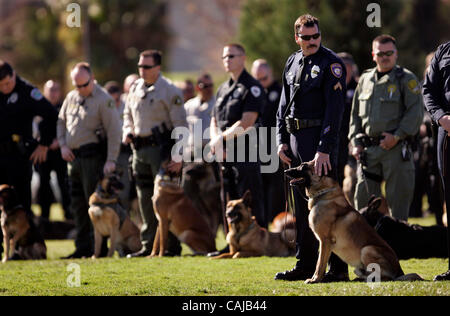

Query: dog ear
[368,197,382,211]
[242,190,252,207]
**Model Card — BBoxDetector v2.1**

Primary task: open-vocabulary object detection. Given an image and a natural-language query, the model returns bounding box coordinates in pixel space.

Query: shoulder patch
[172,95,183,106]
[330,63,343,79]
[407,79,420,95]
[250,86,261,98]
[31,88,43,101]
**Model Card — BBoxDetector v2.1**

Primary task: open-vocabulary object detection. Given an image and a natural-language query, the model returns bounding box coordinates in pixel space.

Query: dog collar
[310,187,337,201]
[234,221,257,243]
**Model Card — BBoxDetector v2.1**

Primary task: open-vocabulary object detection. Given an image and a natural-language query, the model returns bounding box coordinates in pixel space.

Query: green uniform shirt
[349,65,423,146]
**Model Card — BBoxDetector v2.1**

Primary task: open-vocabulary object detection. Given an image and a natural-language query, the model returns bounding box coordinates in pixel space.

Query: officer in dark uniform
[251,59,285,222]
[275,15,348,281]
[0,61,58,211]
[210,43,266,229]
[0,60,57,257]
[423,41,450,281]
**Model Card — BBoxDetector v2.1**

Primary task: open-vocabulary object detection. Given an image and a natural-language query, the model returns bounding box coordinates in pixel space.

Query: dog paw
[305,278,319,284]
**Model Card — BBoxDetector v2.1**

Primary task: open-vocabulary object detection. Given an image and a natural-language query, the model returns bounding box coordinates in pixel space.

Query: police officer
[275,14,348,281]
[251,59,285,222]
[37,80,72,220]
[0,60,58,212]
[123,50,187,257]
[349,35,423,221]
[423,41,450,281]
[57,62,122,259]
[209,43,266,230]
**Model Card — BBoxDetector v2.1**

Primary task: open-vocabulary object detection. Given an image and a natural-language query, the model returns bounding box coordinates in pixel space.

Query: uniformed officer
[275,14,348,281]
[57,62,122,259]
[37,80,72,220]
[209,43,266,230]
[123,50,187,257]
[349,35,423,221]
[0,60,58,212]
[251,59,285,223]
[423,41,450,281]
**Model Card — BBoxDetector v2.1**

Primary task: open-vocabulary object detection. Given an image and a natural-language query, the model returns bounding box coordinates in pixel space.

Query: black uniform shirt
[262,81,282,128]
[276,45,347,154]
[423,41,450,124]
[0,76,57,146]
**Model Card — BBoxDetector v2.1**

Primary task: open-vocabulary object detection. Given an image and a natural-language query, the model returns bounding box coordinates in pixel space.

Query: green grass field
[0,205,449,296]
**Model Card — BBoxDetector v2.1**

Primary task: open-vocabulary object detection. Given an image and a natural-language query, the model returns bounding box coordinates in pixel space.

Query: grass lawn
[0,205,449,296]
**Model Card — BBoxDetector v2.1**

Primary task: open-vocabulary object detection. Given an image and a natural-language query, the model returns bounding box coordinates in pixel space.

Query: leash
[358,160,371,197]
[283,163,297,244]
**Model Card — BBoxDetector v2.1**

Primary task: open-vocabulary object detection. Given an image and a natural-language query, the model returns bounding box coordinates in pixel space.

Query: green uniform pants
[354,144,415,221]
[132,146,181,253]
[68,154,103,253]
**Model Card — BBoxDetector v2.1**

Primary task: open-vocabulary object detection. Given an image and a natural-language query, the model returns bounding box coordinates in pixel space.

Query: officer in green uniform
[349,35,423,221]
[123,50,188,257]
[57,62,122,258]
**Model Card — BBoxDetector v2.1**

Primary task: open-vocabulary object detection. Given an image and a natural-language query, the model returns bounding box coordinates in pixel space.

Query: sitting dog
[360,196,448,259]
[286,161,422,283]
[88,172,141,258]
[211,191,295,259]
[0,185,46,262]
[151,167,217,257]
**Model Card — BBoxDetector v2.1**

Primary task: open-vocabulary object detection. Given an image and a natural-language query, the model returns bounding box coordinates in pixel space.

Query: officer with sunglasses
[275,14,348,282]
[123,49,187,258]
[423,41,450,281]
[57,62,122,259]
[349,35,423,222]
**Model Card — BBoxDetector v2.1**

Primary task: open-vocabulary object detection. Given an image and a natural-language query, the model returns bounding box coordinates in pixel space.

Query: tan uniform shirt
[123,75,188,139]
[57,83,122,162]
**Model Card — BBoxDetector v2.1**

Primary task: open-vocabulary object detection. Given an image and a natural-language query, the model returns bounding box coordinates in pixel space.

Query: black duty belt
[285,116,323,132]
[133,135,158,150]
[72,143,101,158]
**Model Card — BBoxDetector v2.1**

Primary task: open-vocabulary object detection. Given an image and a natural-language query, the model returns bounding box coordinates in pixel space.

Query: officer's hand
[313,152,331,176]
[103,161,116,175]
[49,139,59,151]
[209,134,226,161]
[278,144,292,165]
[380,132,398,150]
[30,145,49,165]
[352,145,363,161]
[439,115,450,133]
[61,145,75,162]
[167,161,183,174]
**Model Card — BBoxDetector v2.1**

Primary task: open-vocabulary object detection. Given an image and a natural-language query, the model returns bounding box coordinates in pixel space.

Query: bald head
[251,59,273,89]
[43,80,62,106]
[71,62,95,97]
[123,73,139,94]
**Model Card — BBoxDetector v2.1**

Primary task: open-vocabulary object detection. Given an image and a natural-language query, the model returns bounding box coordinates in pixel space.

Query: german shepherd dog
[151,164,217,257]
[88,171,141,258]
[211,190,296,259]
[286,161,422,283]
[0,185,46,262]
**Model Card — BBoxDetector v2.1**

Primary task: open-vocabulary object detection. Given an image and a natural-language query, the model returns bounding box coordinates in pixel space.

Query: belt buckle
[294,118,300,130]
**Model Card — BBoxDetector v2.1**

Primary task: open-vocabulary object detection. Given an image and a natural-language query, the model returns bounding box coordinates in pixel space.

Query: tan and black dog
[286,161,422,283]
[151,168,217,257]
[0,185,46,262]
[211,191,295,259]
[88,172,141,258]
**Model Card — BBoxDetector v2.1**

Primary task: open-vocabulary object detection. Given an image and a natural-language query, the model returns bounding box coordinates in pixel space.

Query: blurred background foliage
[0,0,449,90]
[240,0,450,78]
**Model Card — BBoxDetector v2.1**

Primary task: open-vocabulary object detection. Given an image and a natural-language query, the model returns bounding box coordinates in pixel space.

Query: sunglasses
[138,64,158,70]
[375,50,395,57]
[198,83,213,89]
[222,54,243,60]
[75,78,90,89]
[297,32,321,41]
